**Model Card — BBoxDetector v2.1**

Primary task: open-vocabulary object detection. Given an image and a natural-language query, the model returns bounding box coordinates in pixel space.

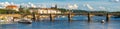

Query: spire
[20,5,22,8]
[51,4,57,9]
[55,4,57,9]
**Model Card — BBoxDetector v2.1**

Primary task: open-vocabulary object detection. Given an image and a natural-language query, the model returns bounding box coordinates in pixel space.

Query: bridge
[0,13,120,22]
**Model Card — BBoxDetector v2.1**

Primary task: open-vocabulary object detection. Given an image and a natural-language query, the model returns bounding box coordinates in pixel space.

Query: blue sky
[0,0,120,12]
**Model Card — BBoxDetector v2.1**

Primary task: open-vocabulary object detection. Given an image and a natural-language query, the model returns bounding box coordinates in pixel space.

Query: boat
[18,20,32,24]
[17,18,32,24]
[0,20,4,22]
[101,20,105,23]
[61,16,66,18]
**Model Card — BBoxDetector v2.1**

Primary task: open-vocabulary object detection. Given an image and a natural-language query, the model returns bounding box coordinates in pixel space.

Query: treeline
[0,9,20,14]
[0,9,30,14]
[56,8,120,13]
[57,8,88,13]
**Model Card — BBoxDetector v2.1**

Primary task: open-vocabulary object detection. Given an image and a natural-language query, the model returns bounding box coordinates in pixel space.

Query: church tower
[55,4,57,9]
[51,4,57,9]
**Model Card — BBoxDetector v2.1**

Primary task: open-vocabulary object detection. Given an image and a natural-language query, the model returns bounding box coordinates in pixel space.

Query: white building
[29,8,61,14]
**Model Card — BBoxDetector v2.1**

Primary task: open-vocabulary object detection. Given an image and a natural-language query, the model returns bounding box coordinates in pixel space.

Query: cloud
[116,0,120,1]
[31,4,36,7]
[67,4,78,9]
[99,6,106,11]
[73,4,78,9]
[110,0,120,2]
[115,0,120,2]
[85,3,94,10]
[28,2,36,7]
[68,4,73,9]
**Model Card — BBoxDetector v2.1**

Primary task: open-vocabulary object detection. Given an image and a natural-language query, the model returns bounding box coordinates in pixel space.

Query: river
[0,15,120,29]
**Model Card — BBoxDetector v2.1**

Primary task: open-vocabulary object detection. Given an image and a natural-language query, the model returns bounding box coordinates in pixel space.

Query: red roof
[6,5,18,8]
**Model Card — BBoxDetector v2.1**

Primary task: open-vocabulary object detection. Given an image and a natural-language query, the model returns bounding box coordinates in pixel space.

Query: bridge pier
[12,17,15,22]
[88,13,93,22]
[68,14,72,21]
[36,14,40,21]
[50,14,54,21]
[32,12,36,21]
[106,14,111,22]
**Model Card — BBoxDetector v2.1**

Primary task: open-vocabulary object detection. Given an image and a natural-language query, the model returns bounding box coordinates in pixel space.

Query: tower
[19,5,24,12]
[51,4,57,9]
[55,4,57,9]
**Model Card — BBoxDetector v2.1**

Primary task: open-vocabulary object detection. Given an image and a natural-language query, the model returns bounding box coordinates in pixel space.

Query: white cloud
[67,4,78,9]
[111,0,120,2]
[68,4,73,9]
[116,0,120,1]
[115,0,120,2]
[28,2,36,7]
[4,2,10,6]
[73,4,78,9]
[99,6,106,11]
[31,4,36,7]
[85,3,94,11]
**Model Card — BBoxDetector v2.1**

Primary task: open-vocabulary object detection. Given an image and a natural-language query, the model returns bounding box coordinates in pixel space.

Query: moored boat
[17,18,32,24]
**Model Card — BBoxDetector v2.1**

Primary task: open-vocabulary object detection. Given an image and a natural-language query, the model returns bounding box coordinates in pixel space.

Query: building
[6,5,19,11]
[51,4,57,9]
[29,5,61,14]
[29,8,61,14]
[38,8,61,14]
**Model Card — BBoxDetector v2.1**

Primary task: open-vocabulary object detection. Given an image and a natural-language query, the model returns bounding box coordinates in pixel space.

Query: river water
[0,15,120,29]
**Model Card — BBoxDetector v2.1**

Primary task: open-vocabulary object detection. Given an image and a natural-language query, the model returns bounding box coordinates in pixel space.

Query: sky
[0,0,120,12]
